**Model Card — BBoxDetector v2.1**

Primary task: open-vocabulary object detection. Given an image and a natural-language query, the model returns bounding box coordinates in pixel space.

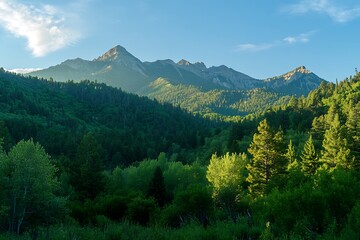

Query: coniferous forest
[0,67,360,239]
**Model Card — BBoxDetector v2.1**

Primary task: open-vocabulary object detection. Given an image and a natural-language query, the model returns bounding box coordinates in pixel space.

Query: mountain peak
[96,45,136,62]
[294,65,310,73]
[177,59,207,71]
[282,66,311,80]
[95,45,147,77]
[268,65,311,81]
[178,59,191,66]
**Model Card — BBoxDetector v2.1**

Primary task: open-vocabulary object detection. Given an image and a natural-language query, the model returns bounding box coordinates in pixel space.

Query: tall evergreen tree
[71,133,104,200]
[325,102,340,127]
[247,119,286,197]
[301,134,319,175]
[321,114,351,170]
[148,166,166,207]
[286,140,299,171]
[346,102,360,166]
[311,115,326,149]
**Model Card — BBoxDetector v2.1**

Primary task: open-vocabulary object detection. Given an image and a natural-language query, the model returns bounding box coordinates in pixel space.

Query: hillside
[139,78,291,118]
[0,68,212,166]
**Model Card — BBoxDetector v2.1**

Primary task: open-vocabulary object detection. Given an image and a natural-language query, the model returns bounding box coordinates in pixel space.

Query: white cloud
[7,68,43,74]
[237,31,314,52]
[236,43,274,52]
[284,0,360,23]
[0,0,81,57]
[283,31,315,44]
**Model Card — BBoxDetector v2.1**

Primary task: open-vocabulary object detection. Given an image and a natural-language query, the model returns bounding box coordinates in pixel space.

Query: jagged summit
[281,66,311,80]
[96,45,141,63]
[177,59,207,71]
[178,59,191,66]
[266,66,312,81]
[295,65,310,73]
[95,45,146,76]
[28,45,324,95]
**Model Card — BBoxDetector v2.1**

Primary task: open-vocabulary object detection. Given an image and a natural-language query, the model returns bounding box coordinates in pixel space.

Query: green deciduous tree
[207,152,248,220]
[0,139,64,234]
[207,152,248,198]
[127,196,158,226]
[173,184,213,227]
[247,119,287,197]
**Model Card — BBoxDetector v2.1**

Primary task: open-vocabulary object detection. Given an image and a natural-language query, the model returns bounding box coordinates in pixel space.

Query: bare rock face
[279,66,311,81]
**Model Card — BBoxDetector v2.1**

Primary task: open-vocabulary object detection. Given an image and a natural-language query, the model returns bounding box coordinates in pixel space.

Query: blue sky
[0,0,359,81]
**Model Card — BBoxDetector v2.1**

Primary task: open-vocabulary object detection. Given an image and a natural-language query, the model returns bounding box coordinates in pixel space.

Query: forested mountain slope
[139,77,291,118]
[0,68,212,167]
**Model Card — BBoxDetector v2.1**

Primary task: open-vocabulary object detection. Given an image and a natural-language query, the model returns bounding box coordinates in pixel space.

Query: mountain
[29,45,325,117]
[30,46,150,92]
[30,45,324,93]
[264,66,324,95]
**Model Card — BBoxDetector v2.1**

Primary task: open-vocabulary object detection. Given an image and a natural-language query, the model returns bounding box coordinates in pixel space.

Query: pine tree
[325,102,340,127]
[72,133,104,199]
[148,166,166,207]
[311,115,326,149]
[321,114,351,170]
[286,140,299,171]
[247,119,286,197]
[287,96,298,109]
[346,102,360,166]
[301,134,319,175]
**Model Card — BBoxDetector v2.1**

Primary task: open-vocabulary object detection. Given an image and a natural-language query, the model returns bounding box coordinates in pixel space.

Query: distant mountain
[29,45,325,117]
[29,45,324,93]
[30,46,149,92]
[264,66,324,96]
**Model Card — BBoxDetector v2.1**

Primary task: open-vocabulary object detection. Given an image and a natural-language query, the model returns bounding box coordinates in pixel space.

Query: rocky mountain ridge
[29,45,325,96]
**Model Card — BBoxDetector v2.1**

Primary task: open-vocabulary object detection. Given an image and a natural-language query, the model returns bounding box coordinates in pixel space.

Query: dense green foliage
[247,119,286,196]
[142,78,292,119]
[0,69,212,166]
[0,68,360,239]
[0,139,65,234]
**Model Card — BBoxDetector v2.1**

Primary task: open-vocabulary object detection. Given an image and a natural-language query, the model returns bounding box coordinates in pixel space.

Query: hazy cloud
[0,0,81,57]
[236,43,274,52]
[7,68,43,74]
[283,31,315,44]
[237,31,314,52]
[284,0,360,23]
